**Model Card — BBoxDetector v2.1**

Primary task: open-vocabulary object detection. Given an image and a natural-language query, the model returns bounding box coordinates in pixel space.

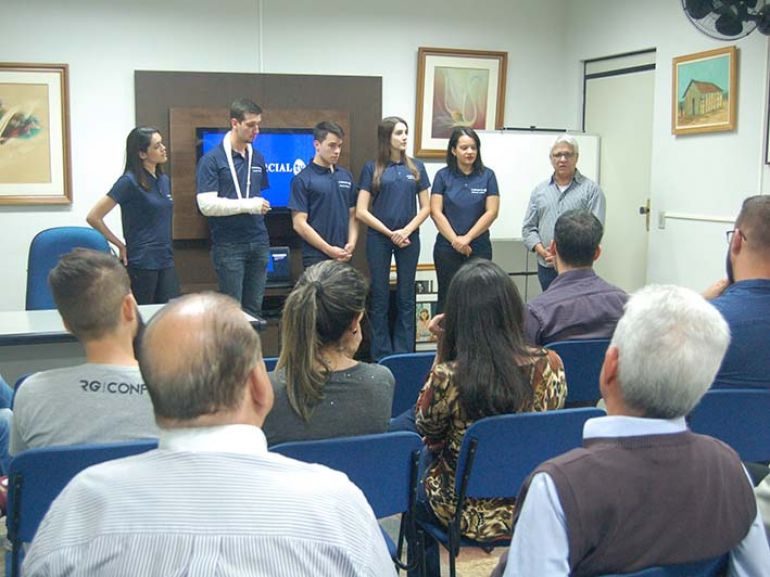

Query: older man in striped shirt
[24,293,396,577]
[522,135,606,291]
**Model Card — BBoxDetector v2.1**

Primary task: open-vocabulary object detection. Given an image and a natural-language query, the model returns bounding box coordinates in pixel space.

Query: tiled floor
[440,546,506,576]
[382,515,506,576]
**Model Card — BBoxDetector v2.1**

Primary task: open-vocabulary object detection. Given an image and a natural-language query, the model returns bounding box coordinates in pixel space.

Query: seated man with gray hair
[493,285,770,577]
[24,293,396,577]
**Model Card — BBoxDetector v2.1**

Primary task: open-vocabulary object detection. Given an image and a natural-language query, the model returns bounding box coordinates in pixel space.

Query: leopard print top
[415,349,567,542]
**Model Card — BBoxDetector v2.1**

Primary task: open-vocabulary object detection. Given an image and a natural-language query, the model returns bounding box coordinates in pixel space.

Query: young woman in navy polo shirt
[356,117,431,360]
[431,127,499,313]
[87,127,179,304]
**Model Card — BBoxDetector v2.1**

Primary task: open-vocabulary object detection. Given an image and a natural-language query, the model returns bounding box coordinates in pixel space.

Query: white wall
[1,0,569,310]
[3,0,769,308]
[566,0,770,290]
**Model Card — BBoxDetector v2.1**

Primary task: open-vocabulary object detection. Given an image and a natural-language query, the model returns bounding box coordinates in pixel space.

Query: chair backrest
[10,374,31,410]
[263,356,278,372]
[456,408,605,500]
[688,388,770,462]
[599,554,728,576]
[7,440,158,547]
[26,226,110,310]
[272,431,422,518]
[378,352,435,417]
[545,339,610,404]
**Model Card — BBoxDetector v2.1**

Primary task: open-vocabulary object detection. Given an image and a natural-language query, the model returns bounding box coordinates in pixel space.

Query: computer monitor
[266,246,292,287]
[196,127,315,210]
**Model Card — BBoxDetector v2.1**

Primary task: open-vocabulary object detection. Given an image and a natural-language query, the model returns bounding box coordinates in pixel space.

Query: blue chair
[26,226,110,310]
[272,431,422,571]
[6,439,158,577]
[10,374,31,410]
[600,554,728,576]
[418,408,604,577]
[688,388,770,463]
[546,339,610,405]
[263,356,278,372]
[378,352,435,417]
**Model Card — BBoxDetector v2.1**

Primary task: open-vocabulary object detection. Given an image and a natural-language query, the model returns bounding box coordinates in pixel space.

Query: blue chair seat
[688,388,770,463]
[7,439,158,577]
[26,227,110,310]
[600,553,728,576]
[546,339,610,405]
[272,431,422,571]
[416,408,604,577]
[378,352,435,418]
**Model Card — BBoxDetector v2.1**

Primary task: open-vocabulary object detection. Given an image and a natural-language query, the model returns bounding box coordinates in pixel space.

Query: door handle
[638,199,651,231]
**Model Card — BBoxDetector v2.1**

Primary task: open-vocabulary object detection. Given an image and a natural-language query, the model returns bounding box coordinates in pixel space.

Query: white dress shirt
[503,416,770,577]
[24,424,397,577]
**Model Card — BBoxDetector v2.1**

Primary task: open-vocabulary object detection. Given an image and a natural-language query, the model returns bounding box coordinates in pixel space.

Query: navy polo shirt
[358,159,430,231]
[431,166,499,251]
[711,279,770,389]
[107,171,173,269]
[196,143,269,245]
[289,162,356,262]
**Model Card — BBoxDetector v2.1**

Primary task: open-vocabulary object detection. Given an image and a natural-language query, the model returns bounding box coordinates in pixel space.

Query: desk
[0,305,265,385]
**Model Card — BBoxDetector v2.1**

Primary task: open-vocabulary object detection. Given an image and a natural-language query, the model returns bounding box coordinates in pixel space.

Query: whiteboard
[478,131,600,240]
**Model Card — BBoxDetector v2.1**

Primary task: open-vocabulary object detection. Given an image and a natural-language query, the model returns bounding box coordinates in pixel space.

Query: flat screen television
[196,127,315,210]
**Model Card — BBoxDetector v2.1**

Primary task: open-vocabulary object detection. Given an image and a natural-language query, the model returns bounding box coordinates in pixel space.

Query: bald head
[139,293,262,424]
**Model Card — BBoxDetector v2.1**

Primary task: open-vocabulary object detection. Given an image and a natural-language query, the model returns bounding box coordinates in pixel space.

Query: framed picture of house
[672,46,736,136]
[414,47,507,157]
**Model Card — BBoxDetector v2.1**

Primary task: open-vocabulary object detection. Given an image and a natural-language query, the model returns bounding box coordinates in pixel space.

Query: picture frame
[414,47,507,157]
[0,63,71,204]
[415,300,437,344]
[415,280,434,295]
[672,46,737,136]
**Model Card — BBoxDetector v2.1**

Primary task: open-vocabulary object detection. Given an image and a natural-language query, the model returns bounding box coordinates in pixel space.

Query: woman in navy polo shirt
[87,127,179,304]
[356,117,431,360]
[431,126,499,312]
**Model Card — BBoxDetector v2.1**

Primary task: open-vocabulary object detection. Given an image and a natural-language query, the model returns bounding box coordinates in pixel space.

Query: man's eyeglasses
[551,152,575,160]
[726,229,747,244]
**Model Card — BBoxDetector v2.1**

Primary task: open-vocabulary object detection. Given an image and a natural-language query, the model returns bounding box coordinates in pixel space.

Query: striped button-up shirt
[24,425,396,577]
[521,171,606,267]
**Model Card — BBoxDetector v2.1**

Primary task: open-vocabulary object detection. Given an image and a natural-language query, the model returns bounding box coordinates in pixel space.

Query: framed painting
[415,47,507,157]
[0,63,71,204]
[672,46,736,136]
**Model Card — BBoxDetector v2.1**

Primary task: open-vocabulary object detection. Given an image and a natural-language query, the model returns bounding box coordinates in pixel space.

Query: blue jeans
[212,242,269,318]
[0,408,11,475]
[0,375,13,409]
[537,263,558,292]
[367,230,420,361]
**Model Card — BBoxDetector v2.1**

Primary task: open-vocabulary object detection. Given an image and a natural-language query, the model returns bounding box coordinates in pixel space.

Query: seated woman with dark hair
[415,259,566,572]
[263,260,395,446]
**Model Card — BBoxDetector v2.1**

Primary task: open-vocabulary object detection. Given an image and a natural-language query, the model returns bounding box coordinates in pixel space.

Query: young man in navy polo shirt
[196,98,271,318]
[289,121,358,268]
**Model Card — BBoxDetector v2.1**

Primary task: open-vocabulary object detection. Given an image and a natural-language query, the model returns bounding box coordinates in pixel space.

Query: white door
[584,52,655,292]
